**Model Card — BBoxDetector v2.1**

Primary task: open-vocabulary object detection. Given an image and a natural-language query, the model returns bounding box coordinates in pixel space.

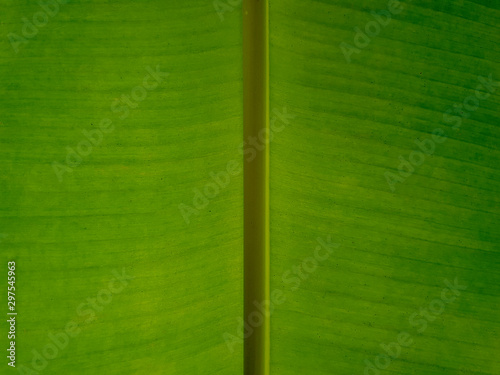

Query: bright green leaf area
[0,0,243,374]
[1,0,499,374]
[270,0,499,374]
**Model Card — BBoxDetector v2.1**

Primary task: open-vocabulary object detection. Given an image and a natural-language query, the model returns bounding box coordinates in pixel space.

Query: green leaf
[0,0,243,373]
[1,0,499,374]
[269,0,499,374]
